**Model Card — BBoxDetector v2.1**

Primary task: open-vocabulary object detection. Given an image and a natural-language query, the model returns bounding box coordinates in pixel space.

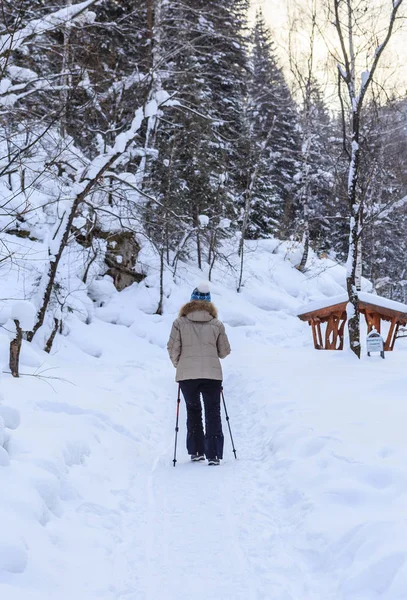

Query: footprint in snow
[76,502,121,530]
[296,437,328,458]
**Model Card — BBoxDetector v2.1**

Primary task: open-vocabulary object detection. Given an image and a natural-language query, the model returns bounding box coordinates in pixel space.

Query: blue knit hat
[191,281,211,302]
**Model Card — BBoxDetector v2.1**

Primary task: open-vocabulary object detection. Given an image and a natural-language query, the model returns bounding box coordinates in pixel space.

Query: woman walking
[167,282,231,465]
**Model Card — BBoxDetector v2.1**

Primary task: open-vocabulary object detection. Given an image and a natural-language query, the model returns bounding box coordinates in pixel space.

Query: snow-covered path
[4,315,407,600]
[3,240,407,599]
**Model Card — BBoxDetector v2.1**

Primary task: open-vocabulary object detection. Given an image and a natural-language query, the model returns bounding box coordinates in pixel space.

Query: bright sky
[250,0,407,107]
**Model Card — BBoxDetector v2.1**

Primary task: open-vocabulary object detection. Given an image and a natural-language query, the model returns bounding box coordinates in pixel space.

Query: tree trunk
[9,319,23,378]
[355,235,362,291]
[192,207,202,269]
[237,243,245,293]
[44,318,60,354]
[82,247,98,284]
[156,247,165,315]
[238,189,251,258]
[196,228,202,270]
[60,0,72,138]
[147,0,153,45]
[355,209,363,291]
[346,113,361,358]
[137,0,164,187]
[298,226,309,273]
[208,229,218,282]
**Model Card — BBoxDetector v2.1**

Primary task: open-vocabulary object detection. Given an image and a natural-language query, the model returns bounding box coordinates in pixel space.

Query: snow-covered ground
[1,239,407,600]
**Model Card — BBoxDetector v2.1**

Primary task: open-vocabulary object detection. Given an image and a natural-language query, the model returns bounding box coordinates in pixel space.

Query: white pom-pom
[197,281,210,294]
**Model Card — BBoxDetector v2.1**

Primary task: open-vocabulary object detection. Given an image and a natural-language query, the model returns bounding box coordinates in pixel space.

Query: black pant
[179,379,224,460]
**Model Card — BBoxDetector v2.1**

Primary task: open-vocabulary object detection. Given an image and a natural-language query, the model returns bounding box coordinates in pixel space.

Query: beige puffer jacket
[167,300,231,382]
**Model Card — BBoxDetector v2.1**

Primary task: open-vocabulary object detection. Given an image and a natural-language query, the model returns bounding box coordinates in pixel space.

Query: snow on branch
[337,64,348,81]
[366,195,407,223]
[0,0,98,60]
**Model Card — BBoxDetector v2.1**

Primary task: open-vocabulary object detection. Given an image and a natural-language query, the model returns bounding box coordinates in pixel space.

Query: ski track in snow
[1,351,333,598]
[81,361,331,600]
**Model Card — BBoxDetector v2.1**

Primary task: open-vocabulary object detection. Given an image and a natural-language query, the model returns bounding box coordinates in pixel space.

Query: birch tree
[329,0,405,357]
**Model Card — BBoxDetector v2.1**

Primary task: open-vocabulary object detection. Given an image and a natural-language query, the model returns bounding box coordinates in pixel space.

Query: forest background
[0,0,406,362]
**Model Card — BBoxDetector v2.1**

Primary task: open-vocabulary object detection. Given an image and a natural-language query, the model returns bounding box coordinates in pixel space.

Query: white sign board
[367,331,384,358]
[367,337,383,352]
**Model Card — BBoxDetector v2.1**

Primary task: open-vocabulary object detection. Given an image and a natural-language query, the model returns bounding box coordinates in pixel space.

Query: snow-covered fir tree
[143,0,249,268]
[295,77,336,268]
[361,98,407,300]
[244,10,301,240]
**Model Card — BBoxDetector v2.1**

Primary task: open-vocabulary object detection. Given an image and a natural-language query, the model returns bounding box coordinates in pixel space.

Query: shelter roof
[298,292,407,323]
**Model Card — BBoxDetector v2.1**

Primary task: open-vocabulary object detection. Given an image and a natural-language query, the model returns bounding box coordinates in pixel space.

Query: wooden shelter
[297,292,407,351]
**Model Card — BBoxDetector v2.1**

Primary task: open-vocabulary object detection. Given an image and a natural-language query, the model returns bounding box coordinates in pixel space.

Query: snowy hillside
[1,240,407,600]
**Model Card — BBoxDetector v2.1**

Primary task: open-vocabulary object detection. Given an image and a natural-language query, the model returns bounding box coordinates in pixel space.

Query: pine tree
[245,11,301,239]
[143,0,250,267]
[360,97,407,299]
[296,77,336,267]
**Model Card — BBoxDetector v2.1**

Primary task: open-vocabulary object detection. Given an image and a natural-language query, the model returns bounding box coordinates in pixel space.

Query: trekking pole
[173,384,181,467]
[221,387,237,459]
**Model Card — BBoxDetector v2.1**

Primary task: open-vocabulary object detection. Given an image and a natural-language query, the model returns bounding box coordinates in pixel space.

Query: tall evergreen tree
[296,77,336,268]
[143,0,249,267]
[245,10,301,239]
[360,97,407,299]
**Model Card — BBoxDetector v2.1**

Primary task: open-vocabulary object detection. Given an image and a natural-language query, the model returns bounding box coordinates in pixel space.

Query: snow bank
[0,375,26,577]
[0,405,20,430]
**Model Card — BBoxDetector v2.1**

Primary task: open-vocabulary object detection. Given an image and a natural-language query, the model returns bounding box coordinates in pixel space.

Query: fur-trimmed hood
[179,300,218,320]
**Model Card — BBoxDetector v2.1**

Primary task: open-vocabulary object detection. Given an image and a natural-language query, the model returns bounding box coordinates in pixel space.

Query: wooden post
[325,315,334,349]
[390,324,399,350]
[325,313,346,350]
[316,320,323,349]
[384,317,398,351]
[337,316,346,350]
[310,320,318,349]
